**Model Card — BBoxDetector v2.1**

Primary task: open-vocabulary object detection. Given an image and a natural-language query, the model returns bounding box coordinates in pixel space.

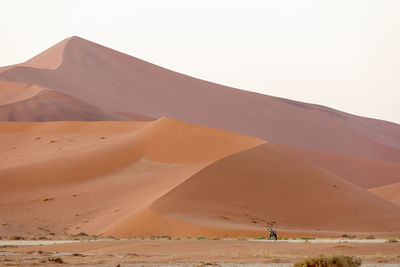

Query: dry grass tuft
[294,254,361,267]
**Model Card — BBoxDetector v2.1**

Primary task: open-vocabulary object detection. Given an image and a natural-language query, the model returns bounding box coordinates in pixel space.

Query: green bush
[365,235,375,240]
[197,236,206,240]
[294,254,361,267]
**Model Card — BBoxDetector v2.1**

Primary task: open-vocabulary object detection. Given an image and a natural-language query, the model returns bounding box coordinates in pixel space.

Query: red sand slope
[276,144,400,189]
[369,183,400,207]
[150,144,400,236]
[1,36,400,161]
[0,118,264,237]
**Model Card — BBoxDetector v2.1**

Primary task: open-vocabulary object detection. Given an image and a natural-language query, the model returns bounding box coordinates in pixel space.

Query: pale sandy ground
[0,239,399,266]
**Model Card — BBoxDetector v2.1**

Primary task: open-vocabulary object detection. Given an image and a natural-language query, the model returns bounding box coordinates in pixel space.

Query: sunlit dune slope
[0,80,43,106]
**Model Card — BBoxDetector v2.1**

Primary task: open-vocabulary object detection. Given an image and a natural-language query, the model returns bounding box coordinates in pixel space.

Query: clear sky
[1,0,399,123]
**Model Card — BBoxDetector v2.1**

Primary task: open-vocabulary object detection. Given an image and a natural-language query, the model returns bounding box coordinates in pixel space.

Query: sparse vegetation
[11,235,25,240]
[75,232,88,237]
[365,235,375,240]
[47,257,63,263]
[197,236,206,240]
[387,238,398,243]
[43,197,54,202]
[294,254,361,267]
[255,236,266,239]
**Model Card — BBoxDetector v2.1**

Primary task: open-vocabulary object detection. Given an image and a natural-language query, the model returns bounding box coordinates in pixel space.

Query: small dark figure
[268,228,277,241]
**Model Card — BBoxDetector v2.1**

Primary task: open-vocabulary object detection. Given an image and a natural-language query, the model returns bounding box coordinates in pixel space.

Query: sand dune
[0,118,399,238]
[0,90,134,121]
[151,144,400,236]
[276,144,400,189]
[1,36,399,238]
[0,36,400,161]
[0,118,264,237]
[369,182,400,207]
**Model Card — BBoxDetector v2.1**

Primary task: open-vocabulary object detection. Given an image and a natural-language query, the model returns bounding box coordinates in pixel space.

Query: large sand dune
[1,36,400,162]
[151,144,400,235]
[0,118,264,237]
[1,118,399,238]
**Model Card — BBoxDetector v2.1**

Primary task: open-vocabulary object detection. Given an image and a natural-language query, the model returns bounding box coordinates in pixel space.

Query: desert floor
[1,238,399,266]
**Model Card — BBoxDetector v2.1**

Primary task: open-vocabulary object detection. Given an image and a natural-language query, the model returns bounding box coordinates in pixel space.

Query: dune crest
[20,37,70,70]
[0,80,43,106]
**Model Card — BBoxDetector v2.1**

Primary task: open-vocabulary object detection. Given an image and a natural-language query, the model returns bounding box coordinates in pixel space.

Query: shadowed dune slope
[151,144,400,234]
[0,118,264,237]
[369,183,400,207]
[275,144,400,189]
[0,90,132,121]
[1,37,400,161]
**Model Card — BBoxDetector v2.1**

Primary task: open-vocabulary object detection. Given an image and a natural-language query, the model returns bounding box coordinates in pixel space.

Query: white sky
[1,0,399,123]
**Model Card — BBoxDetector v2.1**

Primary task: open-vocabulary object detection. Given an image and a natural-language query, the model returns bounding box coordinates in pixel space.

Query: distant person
[268,228,277,241]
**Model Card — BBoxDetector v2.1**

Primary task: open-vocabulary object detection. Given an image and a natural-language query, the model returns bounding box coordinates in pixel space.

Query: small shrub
[255,236,266,239]
[43,197,54,202]
[47,257,63,263]
[75,232,88,237]
[197,236,206,240]
[387,238,398,243]
[11,235,24,240]
[294,254,361,267]
[365,235,375,240]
